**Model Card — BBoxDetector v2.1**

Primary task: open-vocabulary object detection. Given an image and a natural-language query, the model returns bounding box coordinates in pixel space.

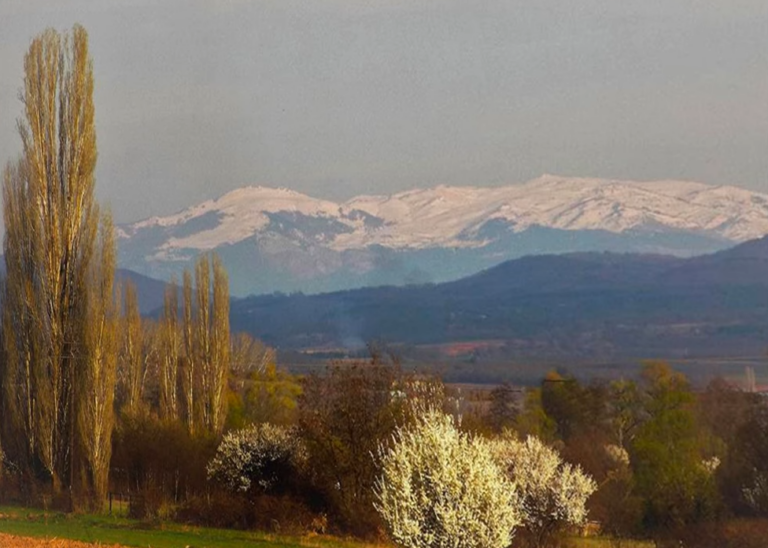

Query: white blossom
[492,433,597,547]
[374,410,521,548]
[604,444,630,467]
[207,423,306,493]
[700,456,721,475]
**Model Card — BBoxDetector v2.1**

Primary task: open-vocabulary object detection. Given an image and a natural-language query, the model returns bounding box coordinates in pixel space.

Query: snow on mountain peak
[121,175,768,254]
[127,185,342,254]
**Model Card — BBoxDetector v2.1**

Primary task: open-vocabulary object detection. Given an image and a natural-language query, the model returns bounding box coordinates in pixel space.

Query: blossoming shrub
[492,433,597,548]
[207,423,306,495]
[374,411,520,548]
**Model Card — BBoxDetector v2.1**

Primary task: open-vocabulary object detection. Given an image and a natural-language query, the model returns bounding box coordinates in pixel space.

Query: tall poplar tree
[118,280,145,412]
[208,254,230,433]
[179,253,230,434]
[1,25,116,507]
[181,269,196,432]
[159,277,181,421]
[78,215,118,507]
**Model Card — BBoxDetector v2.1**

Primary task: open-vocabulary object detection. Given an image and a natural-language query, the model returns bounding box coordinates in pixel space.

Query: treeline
[197,358,768,546]
[99,348,768,547]
[480,363,768,546]
[121,352,597,547]
[0,25,261,512]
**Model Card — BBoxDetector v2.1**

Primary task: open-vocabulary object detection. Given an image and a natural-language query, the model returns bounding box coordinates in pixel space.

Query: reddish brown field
[0,533,127,548]
[425,340,506,357]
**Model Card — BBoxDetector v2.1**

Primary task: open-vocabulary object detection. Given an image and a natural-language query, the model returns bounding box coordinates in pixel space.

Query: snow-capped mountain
[117,175,768,296]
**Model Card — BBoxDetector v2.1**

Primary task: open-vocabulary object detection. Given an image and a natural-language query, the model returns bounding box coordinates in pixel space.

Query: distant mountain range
[117,175,768,296]
[115,269,169,314]
[228,236,768,359]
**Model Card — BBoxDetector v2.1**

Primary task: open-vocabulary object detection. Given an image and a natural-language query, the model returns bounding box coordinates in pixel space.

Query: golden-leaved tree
[1,25,116,508]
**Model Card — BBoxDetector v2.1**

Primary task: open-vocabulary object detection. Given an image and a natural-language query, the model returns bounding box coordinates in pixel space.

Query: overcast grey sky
[1,0,766,223]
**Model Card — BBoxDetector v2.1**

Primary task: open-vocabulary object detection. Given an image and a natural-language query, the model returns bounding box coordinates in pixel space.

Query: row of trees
[200,357,597,548]
[226,357,768,545]
[207,357,768,547]
[475,362,768,546]
[139,255,231,434]
[0,25,242,511]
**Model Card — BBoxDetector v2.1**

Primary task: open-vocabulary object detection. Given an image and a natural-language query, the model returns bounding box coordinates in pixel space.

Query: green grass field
[0,506,654,548]
[0,506,378,548]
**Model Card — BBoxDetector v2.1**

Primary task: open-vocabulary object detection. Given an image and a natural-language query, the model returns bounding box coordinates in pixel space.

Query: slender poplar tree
[178,253,230,434]
[159,277,181,421]
[1,25,115,507]
[78,213,118,508]
[181,269,196,432]
[118,280,144,412]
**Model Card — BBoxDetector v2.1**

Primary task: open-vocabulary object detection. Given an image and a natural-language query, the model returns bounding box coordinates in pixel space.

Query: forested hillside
[232,236,768,358]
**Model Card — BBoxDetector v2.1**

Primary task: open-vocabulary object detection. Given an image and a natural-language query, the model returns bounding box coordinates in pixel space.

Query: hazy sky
[1,1,766,224]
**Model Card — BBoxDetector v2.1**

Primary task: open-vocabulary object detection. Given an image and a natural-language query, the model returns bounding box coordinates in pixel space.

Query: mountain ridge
[117,175,768,295]
[228,235,768,358]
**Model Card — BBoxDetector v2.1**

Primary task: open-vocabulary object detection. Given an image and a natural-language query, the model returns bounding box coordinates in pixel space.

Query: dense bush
[110,410,217,518]
[657,519,768,548]
[297,357,442,535]
[174,491,252,529]
[492,433,596,548]
[249,494,324,534]
[375,410,520,548]
[207,423,306,495]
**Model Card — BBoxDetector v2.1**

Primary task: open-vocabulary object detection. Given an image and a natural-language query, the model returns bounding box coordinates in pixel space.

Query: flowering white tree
[207,423,306,494]
[374,411,521,548]
[492,433,597,548]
